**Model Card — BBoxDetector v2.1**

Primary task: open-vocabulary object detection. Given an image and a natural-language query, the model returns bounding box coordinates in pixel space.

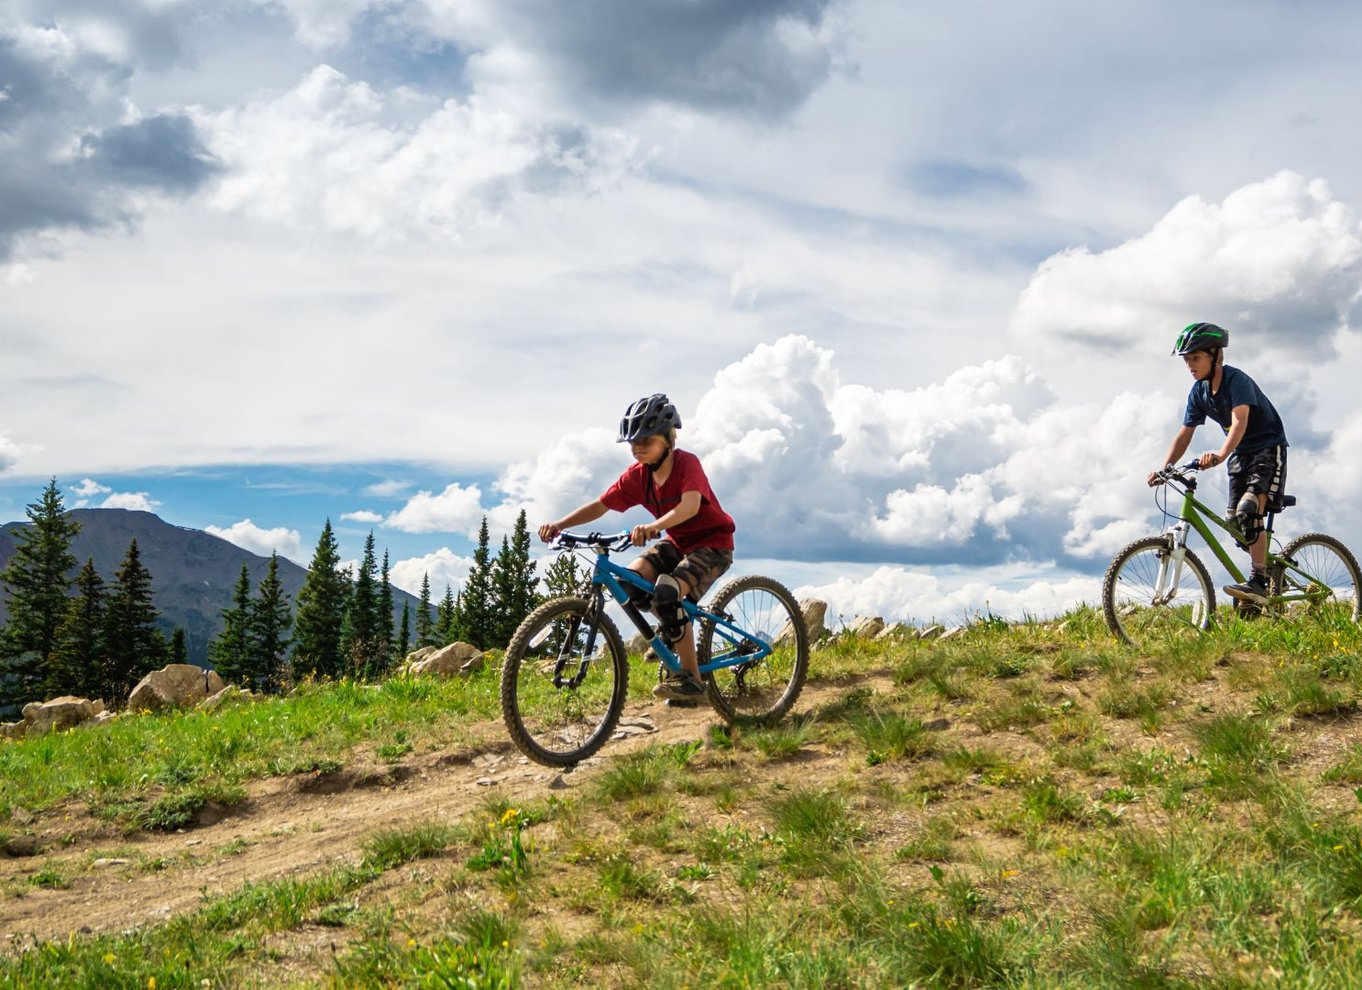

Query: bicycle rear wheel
[698,575,808,724]
[1103,536,1215,647]
[500,597,629,767]
[1275,533,1361,623]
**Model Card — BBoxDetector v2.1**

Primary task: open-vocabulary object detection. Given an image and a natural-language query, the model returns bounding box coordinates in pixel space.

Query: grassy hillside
[3,605,1362,988]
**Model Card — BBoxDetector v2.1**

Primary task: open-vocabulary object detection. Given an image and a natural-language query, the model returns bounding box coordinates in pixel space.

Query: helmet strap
[647,443,673,474]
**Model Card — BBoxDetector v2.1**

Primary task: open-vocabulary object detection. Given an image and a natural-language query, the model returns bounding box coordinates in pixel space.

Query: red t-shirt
[599,449,735,555]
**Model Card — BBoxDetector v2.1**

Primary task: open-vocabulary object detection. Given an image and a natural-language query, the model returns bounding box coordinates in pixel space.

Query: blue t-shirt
[1183,365,1288,452]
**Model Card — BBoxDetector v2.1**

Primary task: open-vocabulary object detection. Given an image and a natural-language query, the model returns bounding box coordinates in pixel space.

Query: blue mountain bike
[500,531,810,767]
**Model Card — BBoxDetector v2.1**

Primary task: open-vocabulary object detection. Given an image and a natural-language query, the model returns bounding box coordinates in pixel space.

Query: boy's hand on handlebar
[538,523,561,543]
[1146,468,1166,487]
[630,523,661,546]
[1197,451,1223,470]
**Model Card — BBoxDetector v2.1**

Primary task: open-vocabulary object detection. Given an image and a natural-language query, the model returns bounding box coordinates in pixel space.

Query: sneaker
[1223,574,1269,605]
[654,677,706,702]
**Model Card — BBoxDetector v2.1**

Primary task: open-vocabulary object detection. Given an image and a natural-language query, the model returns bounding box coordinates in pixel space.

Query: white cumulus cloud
[385,481,486,535]
[341,509,383,523]
[390,547,476,597]
[1012,171,1362,356]
[205,518,305,562]
[100,491,161,512]
[0,431,17,473]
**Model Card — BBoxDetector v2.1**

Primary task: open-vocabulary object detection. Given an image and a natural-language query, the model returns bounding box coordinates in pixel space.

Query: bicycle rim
[700,575,808,723]
[1277,534,1361,623]
[1104,537,1214,647]
[500,598,628,766]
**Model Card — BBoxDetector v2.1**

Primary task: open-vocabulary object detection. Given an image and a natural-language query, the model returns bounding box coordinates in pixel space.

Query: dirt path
[0,676,878,945]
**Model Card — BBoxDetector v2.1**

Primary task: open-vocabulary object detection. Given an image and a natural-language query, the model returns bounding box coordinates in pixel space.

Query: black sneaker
[654,677,705,702]
[1223,574,1269,605]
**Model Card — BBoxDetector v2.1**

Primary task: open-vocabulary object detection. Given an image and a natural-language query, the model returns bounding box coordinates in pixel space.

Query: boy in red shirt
[539,394,735,701]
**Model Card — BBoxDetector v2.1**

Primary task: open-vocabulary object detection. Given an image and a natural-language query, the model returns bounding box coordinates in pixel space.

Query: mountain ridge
[0,508,422,665]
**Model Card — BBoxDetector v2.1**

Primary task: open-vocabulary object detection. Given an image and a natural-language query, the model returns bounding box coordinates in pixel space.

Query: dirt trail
[0,677,875,945]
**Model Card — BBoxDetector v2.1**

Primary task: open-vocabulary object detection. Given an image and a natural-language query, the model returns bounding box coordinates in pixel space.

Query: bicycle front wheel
[1103,536,1215,647]
[1275,533,1361,623]
[500,597,629,767]
[698,575,809,724]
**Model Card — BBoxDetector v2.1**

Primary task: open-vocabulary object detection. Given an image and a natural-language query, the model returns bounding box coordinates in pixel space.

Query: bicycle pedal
[664,698,700,708]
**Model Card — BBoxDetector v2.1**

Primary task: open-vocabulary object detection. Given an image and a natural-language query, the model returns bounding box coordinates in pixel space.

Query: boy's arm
[1148,426,1196,485]
[539,499,609,542]
[1201,404,1250,468]
[633,491,702,543]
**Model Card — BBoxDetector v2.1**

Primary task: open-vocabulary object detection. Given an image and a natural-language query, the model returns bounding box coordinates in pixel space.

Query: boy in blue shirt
[1147,323,1289,605]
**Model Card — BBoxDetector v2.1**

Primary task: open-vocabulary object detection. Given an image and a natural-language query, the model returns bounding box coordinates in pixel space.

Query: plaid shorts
[637,542,733,601]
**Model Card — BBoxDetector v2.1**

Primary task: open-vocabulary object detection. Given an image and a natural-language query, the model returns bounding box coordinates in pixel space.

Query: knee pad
[1234,492,1263,549]
[653,574,687,642]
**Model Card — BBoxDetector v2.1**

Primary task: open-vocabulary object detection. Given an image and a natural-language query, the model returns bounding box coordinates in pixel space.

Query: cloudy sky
[3,0,1362,624]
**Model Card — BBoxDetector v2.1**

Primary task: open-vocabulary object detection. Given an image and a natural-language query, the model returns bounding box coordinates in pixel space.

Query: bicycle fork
[1152,522,1193,606]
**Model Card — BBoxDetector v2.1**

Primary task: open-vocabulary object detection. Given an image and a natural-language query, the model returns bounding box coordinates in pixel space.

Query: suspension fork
[554,588,605,689]
[1153,521,1192,605]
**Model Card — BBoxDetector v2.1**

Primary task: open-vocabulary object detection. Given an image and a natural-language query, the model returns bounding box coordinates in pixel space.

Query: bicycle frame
[562,534,776,676]
[1159,469,1333,607]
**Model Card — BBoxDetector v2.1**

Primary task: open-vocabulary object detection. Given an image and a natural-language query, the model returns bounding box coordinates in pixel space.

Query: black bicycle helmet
[617,393,681,443]
[1172,322,1229,356]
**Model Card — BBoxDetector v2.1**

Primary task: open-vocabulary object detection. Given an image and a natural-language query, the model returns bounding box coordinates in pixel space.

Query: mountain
[0,509,422,666]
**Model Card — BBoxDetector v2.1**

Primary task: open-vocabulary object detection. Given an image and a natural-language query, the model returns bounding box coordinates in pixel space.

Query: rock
[1,835,43,857]
[1,721,26,740]
[127,664,226,713]
[918,625,946,641]
[197,686,256,712]
[875,622,914,641]
[847,616,886,639]
[21,696,98,736]
[411,642,483,677]
[92,858,130,868]
[939,626,965,642]
[625,633,650,655]
[777,599,827,646]
[407,646,438,664]
[92,711,117,724]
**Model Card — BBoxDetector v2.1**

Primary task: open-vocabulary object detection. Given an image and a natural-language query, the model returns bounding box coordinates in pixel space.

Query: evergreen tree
[210,565,253,685]
[342,533,381,679]
[292,520,347,680]
[397,601,411,661]
[542,550,585,600]
[437,585,457,644]
[415,572,434,648]
[459,517,496,649]
[250,552,292,693]
[491,510,539,646]
[47,558,105,700]
[169,628,188,664]
[102,539,166,705]
[379,550,394,669]
[0,479,80,709]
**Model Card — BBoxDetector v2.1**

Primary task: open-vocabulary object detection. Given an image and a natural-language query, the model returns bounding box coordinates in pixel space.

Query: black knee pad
[654,574,687,642]
[1234,492,1263,549]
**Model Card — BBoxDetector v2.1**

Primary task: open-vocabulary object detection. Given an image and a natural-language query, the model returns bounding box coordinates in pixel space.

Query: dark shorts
[1227,445,1288,514]
[637,542,733,601]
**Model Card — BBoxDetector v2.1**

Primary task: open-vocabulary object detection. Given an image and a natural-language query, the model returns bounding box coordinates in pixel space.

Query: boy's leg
[1224,447,1285,606]
[653,549,733,701]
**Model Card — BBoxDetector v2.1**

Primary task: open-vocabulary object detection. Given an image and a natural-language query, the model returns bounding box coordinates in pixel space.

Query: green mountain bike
[1102,460,1360,647]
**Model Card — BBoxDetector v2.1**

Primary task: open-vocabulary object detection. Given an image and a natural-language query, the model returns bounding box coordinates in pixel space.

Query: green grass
[4,606,1362,987]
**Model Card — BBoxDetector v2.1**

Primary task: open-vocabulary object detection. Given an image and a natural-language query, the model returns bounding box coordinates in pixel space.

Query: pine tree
[342,532,381,679]
[459,516,496,649]
[542,550,585,600]
[415,572,434,648]
[47,558,105,700]
[250,552,292,693]
[0,479,80,709]
[292,520,347,680]
[397,601,411,662]
[491,510,539,646]
[102,539,166,705]
[437,585,457,644]
[169,628,188,664]
[378,550,394,669]
[210,565,253,685]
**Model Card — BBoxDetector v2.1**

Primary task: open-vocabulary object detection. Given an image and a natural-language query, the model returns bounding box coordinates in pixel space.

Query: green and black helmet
[1172,322,1229,356]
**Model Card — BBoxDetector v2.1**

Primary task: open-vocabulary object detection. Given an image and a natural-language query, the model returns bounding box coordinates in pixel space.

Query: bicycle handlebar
[554,530,634,552]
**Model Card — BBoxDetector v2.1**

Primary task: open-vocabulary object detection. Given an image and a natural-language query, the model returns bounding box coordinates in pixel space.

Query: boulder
[918,624,946,641]
[410,641,484,677]
[625,633,650,656]
[404,646,439,668]
[127,664,226,713]
[939,626,965,642]
[1,721,26,740]
[197,686,257,712]
[875,622,914,641]
[777,599,827,646]
[21,696,98,736]
[847,616,886,639]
